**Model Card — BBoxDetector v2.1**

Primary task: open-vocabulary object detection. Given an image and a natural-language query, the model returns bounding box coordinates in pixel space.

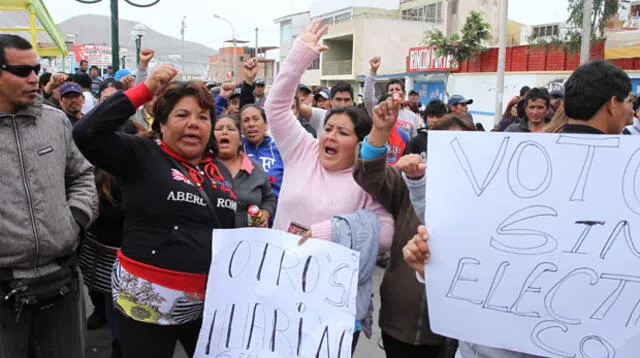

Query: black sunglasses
[0,64,41,78]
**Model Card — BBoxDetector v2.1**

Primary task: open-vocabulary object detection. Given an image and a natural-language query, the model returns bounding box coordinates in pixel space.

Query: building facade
[274,11,320,86]
[208,46,275,84]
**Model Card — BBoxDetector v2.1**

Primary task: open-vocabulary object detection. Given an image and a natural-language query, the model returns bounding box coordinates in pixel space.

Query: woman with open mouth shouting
[73,64,236,358]
[264,19,395,350]
[214,114,277,228]
[239,102,284,199]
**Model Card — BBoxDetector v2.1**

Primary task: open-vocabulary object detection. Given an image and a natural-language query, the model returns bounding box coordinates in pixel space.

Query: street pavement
[85,267,387,358]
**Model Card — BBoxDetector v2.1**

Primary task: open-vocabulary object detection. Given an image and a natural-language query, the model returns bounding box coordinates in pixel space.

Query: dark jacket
[0,96,97,280]
[505,114,553,133]
[494,117,518,132]
[504,118,531,133]
[232,155,277,228]
[353,151,444,346]
[563,123,604,134]
[88,169,124,247]
[405,127,428,157]
[73,87,236,274]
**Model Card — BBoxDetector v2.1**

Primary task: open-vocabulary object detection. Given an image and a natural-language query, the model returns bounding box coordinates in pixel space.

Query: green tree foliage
[423,10,491,66]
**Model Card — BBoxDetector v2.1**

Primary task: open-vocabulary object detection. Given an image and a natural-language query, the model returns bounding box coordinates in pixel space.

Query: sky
[43,0,570,57]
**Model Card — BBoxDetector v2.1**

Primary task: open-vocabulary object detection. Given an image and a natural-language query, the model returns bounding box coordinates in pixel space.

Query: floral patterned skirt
[111,259,205,326]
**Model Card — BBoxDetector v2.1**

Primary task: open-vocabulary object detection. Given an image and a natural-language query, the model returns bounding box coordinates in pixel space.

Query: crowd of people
[0,16,639,358]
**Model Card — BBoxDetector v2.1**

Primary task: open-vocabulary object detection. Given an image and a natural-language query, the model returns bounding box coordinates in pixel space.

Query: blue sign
[414,81,445,105]
[632,78,640,96]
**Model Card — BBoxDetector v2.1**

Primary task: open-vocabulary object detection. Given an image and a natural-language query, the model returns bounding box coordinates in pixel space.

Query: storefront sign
[407,46,457,73]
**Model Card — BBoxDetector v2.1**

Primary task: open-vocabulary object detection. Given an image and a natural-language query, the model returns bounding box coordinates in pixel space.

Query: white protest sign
[424,131,640,357]
[194,228,359,358]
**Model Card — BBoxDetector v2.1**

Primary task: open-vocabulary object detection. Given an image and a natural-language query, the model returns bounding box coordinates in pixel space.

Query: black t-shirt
[74,91,236,274]
[405,128,428,158]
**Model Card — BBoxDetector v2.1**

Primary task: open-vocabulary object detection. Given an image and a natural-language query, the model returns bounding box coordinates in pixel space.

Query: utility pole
[110,0,119,71]
[255,27,259,58]
[494,0,509,126]
[581,0,593,64]
[213,15,236,81]
[76,0,161,73]
[181,16,186,73]
[232,37,237,82]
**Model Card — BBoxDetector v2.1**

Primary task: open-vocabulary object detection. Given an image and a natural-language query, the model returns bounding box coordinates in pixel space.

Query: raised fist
[242,58,259,84]
[145,63,178,95]
[139,49,155,68]
[369,56,381,74]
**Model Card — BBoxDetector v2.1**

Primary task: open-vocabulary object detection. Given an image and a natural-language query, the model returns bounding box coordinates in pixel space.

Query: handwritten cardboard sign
[424,131,640,357]
[194,228,359,358]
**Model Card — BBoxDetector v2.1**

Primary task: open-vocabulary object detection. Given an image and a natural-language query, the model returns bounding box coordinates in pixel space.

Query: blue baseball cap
[59,82,83,97]
[447,95,473,108]
[314,88,330,100]
[298,83,311,93]
[114,69,132,81]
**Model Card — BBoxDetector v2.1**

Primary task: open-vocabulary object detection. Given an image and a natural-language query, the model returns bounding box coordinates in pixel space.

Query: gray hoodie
[0,96,97,279]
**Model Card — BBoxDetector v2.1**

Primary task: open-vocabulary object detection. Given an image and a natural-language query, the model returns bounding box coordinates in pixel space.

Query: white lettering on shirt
[166,191,207,207]
[259,157,276,171]
[216,198,237,211]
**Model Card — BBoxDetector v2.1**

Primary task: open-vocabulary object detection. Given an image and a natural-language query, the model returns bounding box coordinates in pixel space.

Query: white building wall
[444,0,502,45]
[356,18,439,76]
[520,22,571,45]
[302,70,321,86]
[276,12,318,83]
[446,72,575,130]
[310,0,399,18]
[277,12,311,63]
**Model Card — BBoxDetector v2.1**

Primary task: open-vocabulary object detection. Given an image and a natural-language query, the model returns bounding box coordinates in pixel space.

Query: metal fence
[322,60,353,76]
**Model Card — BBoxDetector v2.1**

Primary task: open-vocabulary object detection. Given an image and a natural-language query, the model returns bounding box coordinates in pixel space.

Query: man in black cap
[58,82,85,126]
[408,89,424,113]
[297,83,313,105]
[254,79,267,107]
[227,87,242,117]
[447,94,473,116]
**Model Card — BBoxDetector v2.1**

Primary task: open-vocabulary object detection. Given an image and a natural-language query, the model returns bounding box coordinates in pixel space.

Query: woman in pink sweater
[264,20,394,249]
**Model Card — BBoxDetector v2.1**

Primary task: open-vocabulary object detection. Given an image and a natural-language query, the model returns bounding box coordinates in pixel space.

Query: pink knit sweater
[265,39,394,249]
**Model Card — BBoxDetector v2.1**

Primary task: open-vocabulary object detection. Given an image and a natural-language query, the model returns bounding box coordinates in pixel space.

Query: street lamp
[132,23,148,66]
[119,48,129,69]
[75,0,160,71]
[180,16,186,73]
[213,14,236,82]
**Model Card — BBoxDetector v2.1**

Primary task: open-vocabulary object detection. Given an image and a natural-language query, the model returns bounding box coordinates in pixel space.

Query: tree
[530,0,619,52]
[567,0,620,39]
[423,10,492,68]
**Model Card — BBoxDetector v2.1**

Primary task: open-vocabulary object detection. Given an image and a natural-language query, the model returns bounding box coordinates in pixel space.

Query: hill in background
[57,14,216,76]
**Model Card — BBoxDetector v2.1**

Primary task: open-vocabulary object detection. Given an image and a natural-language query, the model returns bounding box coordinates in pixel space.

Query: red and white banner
[73,44,112,68]
[406,46,457,73]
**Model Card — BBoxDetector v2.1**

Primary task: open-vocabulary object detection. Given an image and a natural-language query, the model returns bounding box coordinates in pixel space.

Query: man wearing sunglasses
[0,34,97,358]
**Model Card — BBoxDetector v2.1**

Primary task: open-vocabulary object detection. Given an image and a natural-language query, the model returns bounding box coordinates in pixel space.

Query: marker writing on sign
[204,239,358,357]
